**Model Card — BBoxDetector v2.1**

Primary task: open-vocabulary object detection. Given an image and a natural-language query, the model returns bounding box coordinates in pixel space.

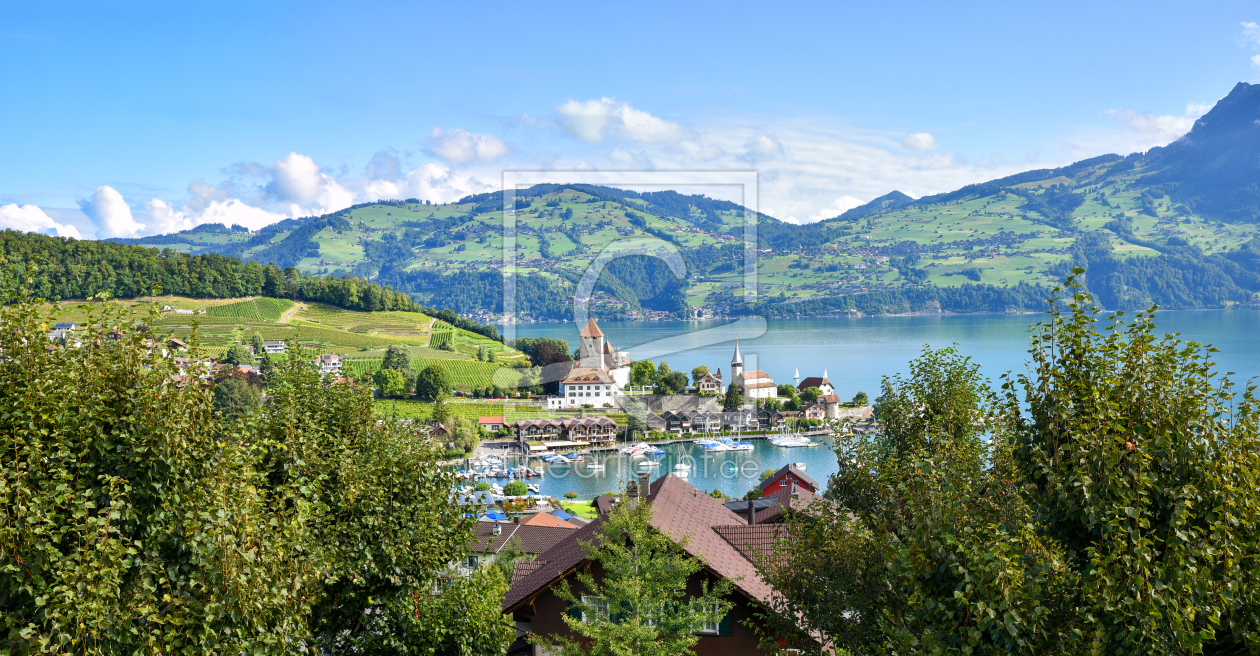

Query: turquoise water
[503,311,1260,497]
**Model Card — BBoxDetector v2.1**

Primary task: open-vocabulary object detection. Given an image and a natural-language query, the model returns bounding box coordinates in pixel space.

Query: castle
[546,319,632,409]
[730,341,777,400]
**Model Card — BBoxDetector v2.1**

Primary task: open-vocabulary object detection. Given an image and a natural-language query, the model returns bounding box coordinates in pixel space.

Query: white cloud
[1253,53,1260,73]
[1241,22,1260,46]
[557,97,686,143]
[0,203,82,239]
[426,128,511,165]
[1101,101,1211,151]
[902,132,938,151]
[77,186,144,238]
[610,148,655,169]
[738,134,785,164]
[802,196,866,223]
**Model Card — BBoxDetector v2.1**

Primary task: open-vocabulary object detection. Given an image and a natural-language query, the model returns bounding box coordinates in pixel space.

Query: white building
[263,340,287,354]
[314,353,341,375]
[547,318,633,409]
[730,341,777,401]
[796,372,835,396]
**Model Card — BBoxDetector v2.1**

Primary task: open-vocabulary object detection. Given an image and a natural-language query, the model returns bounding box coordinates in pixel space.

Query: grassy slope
[45,296,530,390]
[141,177,1260,309]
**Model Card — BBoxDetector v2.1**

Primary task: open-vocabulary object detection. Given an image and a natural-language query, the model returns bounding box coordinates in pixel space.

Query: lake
[500,310,1260,498]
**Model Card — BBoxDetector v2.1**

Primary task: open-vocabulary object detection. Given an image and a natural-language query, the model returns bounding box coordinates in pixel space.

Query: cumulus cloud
[77,186,144,238]
[365,150,403,181]
[557,97,686,143]
[426,128,510,165]
[0,203,82,239]
[902,132,938,151]
[1241,21,1260,46]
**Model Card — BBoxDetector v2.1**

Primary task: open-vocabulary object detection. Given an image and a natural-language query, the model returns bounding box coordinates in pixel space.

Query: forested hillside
[49,82,1260,315]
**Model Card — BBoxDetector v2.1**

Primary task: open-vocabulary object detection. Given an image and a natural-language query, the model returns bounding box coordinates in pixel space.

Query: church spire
[731,340,743,366]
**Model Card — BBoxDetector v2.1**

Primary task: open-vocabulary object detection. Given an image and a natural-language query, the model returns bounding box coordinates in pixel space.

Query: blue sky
[3,1,1260,239]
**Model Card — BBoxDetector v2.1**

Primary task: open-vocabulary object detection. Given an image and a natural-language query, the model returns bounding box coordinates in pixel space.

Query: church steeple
[730,340,743,380]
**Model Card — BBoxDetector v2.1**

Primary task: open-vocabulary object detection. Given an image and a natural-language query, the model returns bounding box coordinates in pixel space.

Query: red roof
[758,464,819,492]
[797,376,831,391]
[578,318,604,338]
[478,416,506,425]
[520,512,580,530]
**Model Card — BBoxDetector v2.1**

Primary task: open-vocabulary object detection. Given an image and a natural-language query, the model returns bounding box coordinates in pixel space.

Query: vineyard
[372,400,558,422]
[428,330,453,350]
[205,297,293,321]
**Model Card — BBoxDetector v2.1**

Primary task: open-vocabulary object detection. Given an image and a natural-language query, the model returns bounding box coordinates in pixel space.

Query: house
[466,522,577,570]
[730,341,776,401]
[504,473,808,654]
[514,416,618,449]
[758,463,819,495]
[47,322,76,342]
[589,493,622,516]
[723,483,818,524]
[547,319,633,410]
[662,410,691,434]
[757,409,787,430]
[263,340,286,354]
[722,409,756,431]
[479,416,507,432]
[797,373,835,396]
[167,338,187,350]
[801,403,826,420]
[645,412,666,432]
[687,410,723,433]
[314,353,341,374]
[816,394,844,419]
[430,423,448,439]
[520,511,580,530]
[696,369,724,395]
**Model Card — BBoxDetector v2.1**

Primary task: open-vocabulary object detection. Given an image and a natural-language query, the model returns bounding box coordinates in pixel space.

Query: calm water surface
[500,311,1260,497]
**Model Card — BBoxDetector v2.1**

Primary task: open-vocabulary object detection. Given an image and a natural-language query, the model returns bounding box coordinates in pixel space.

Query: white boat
[587,461,606,470]
[793,462,807,470]
[699,441,730,452]
[728,442,754,451]
[621,442,651,455]
[770,435,813,448]
[673,462,692,470]
[638,459,661,468]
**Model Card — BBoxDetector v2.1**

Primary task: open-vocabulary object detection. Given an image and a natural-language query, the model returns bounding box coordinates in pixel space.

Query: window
[581,596,610,623]
[693,601,721,634]
[467,555,479,568]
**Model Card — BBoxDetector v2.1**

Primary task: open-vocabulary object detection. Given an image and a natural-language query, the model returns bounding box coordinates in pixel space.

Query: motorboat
[769,435,813,448]
[727,441,754,451]
[563,452,585,462]
[793,462,807,471]
[648,449,667,457]
[699,440,730,452]
[621,442,651,455]
[638,459,661,468]
[672,462,692,470]
[586,461,606,470]
[526,484,540,494]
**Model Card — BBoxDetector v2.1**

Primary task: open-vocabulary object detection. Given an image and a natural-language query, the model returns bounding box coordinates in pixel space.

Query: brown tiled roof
[758,464,819,492]
[797,377,831,391]
[818,394,842,404]
[714,524,790,568]
[521,512,580,529]
[470,523,576,556]
[512,560,545,587]
[578,319,604,338]
[741,370,771,379]
[591,493,621,516]
[479,416,506,425]
[504,474,778,612]
[745,382,778,389]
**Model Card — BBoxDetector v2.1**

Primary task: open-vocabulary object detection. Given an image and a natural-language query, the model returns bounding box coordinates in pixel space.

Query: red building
[758,463,818,495]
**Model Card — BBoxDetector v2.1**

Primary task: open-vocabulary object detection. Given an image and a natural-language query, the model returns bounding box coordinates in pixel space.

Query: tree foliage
[373,367,410,399]
[723,382,744,411]
[415,364,453,401]
[536,496,733,656]
[761,276,1260,655]
[0,283,510,654]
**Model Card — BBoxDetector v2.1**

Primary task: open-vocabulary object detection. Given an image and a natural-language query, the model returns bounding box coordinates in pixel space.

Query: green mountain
[113,83,1260,316]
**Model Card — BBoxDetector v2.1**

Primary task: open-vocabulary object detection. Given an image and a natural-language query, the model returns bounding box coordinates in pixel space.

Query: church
[730,341,777,401]
[546,319,632,409]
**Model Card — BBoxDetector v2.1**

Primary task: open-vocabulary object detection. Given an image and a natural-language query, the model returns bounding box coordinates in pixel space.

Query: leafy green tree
[722,382,744,411]
[690,365,710,387]
[658,371,688,395]
[258,353,277,386]
[503,480,528,496]
[535,495,733,656]
[449,415,479,453]
[0,283,508,655]
[631,360,657,387]
[474,481,492,492]
[851,390,868,406]
[431,393,450,425]
[381,343,411,372]
[251,332,266,355]
[221,343,251,365]
[487,348,498,363]
[213,375,261,417]
[415,363,453,400]
[799,386,821,404]
[373,367,409,399]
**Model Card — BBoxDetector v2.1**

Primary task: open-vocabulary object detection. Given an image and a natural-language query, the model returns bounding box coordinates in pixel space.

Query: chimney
[747,499,756,526]
[637,472,650,499]
[493,522,502,535]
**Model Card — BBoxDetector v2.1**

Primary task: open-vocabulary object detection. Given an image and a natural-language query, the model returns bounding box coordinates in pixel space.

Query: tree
[373,367,409,399]
[213,376,261,417]
[0,284,509,654]
[851,390,868,406]
[799,386,821,404]
[475,481,492,492]
[758,468,777,483]
[722,382,744,411]
[626,401,649,438]
[565,491,579,499]
[631,360,657,387]
[251,332,265,355]
[415,363,453,400]
[658,370,688,395]
[449,415,479,453]
[535,495,733,656]
[477,344,489,361]
[762,398,783,412]
[431,393,450,425]
[657,361,672,386]
[503,480,528,496]
[221,343,251,365]
[381,343,411,372]
[691,365,710,387]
